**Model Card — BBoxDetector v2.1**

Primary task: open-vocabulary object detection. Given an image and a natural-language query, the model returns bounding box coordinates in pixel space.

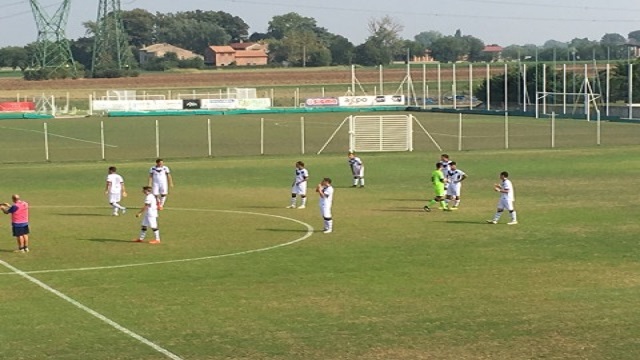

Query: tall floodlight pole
[29,0,77,78]
[91,0,135,77]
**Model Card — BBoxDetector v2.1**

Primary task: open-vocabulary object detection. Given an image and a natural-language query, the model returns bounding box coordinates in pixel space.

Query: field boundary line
[0,259,184,360]
[0,206,315,275]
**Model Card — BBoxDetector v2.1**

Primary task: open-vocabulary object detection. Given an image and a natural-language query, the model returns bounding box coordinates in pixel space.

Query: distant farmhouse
[482,44,504,62]
[138,43,203,64]
[204,42,268,67]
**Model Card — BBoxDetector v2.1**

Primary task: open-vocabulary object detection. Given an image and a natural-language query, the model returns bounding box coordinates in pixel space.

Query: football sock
[510,211,517,221]
[440,200,448,208]
[359,178,365,186]
[301,197,307,206]
[454,200,461,207]
[153,229,160,240]
[493,212,502,221]
[353,178,358,186]
[428,199,437,206]
[139,230,146,240]
[290,197,296,205]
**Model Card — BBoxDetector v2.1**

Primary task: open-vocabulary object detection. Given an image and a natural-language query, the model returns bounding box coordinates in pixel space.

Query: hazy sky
[1,0,639,47]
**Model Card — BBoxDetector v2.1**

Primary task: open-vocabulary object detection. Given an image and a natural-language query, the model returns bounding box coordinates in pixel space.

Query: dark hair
[143,186,152,191]
[501,171,509,178]
[450,161,456,166]
[435,162,442,169]
[323,177,332,184]
[296,161,305,167]
[108,166,117,172]
[441,154,449,159]
[156,158,163,163]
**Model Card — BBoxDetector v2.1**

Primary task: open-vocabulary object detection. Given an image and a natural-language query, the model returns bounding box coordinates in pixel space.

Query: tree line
[0,9,640,74]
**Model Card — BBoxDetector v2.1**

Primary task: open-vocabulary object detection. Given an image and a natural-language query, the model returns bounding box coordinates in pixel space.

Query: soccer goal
[317,114,441,154]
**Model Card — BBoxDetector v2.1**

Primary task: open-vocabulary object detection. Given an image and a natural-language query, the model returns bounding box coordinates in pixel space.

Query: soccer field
[0,146,639,359]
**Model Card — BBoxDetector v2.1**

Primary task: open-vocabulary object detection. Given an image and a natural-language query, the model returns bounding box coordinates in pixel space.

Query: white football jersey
[501,179,515,201]
[448,169,466,183]
[319,185,334,208]
[106,174,124,193]
[440,160,451,177]
[294,168,309,183]
[348,157,363,172]
[149,166,170,184]
[144,193,158,217]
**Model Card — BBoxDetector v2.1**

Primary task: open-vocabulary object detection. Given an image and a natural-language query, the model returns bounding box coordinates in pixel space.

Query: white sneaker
[486,220,497,224]
[121,208,127,215]
[286,205,296,209]
[112,213,119,216]
[323,229,332,234]
[297,205,306,209]
[507,221,518,225]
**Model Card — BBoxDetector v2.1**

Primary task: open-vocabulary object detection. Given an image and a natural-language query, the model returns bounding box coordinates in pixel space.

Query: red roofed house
[483,44,504,62]
[205,46,236,66]
[205,43,269,67]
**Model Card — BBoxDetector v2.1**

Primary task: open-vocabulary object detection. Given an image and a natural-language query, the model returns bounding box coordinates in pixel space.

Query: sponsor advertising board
[0,102,36,112]
[305,97,339,107]
[338,95,406,107]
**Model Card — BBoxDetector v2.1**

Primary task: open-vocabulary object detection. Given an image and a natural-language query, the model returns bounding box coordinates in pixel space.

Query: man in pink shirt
[1,194,30,253]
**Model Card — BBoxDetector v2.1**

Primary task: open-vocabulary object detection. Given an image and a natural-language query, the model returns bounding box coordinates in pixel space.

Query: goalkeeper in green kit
[424,162,449,212]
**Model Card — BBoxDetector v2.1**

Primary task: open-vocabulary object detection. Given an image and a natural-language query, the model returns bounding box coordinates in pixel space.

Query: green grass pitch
[0,113,639,359]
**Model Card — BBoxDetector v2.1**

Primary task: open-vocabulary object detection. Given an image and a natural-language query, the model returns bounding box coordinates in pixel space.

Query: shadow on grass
[242,206,287,209]
[82,238,137,243]
[258,228,312,233]
[375,208,426,213]
[435,220,489,225]
[382,198,426,202]
[56,213,110,217]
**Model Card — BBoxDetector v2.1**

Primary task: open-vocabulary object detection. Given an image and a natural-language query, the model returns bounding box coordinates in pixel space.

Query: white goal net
[349,115,413,152]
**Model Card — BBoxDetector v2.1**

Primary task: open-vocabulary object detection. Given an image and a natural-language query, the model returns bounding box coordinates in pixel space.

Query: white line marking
[0,259,184,360]
[0,125,118,148]
[0,206,315,276]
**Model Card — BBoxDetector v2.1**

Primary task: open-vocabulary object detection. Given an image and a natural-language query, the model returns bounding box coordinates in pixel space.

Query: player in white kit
[348,152,365,187]
[287,161,309,209]
[105,166,127,216]
[316,177,334,234]
[487,171,518,225]
[148,158,173,210]
[134,186,161,244]
[445,161,467,210]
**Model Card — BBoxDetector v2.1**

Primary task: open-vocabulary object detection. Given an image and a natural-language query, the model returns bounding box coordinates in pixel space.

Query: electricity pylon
[29,0,77,78]
[91,0,136,77]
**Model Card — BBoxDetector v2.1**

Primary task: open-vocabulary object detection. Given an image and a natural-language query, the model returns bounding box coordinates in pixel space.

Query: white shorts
[142,215,158,229]
[108,193,121,203]
[152,182,168,196]
[497,198,515,211]
[292,182,307,195]
[446,183,461,197]
[320,205,332,219]
[351,167,364,178]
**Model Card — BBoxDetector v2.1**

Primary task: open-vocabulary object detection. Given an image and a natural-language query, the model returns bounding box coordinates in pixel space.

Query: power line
[217,0,640,22]
[450,0,640,13]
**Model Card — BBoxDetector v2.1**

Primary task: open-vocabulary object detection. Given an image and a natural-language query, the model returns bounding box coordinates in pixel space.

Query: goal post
[349,115,413,152]
[317,114,442,154]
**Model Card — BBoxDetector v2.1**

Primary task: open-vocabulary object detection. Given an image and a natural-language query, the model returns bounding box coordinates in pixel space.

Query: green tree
[463,35,485,62]
[268,30,331,67]
[267,13,318,40]
[121,8,156,48]
[606,58,640,102]
[354,40,390,66]
[0,46,30,71]
[69,37,94,69]
[414,30,442,48]
[366,16,404,62]
[628,30,640,43]
[429,36,467,63]
[155,16,230,53]
[328,35,354,65]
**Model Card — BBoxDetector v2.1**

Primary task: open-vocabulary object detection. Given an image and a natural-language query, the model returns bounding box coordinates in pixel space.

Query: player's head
[435,162,443,169]
[440,154,449,161]
[11,194,20,202]
[500,171,509,179]
[142,186,152,194]
[348,152,355,159]
[322,177,332,185]
[296,161,304,168]
[155,158,163,166]
[450,161,457,169]
[108,166,117,173]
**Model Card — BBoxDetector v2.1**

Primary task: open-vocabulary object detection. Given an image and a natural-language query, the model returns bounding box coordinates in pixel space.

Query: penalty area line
[0,259,183,360]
